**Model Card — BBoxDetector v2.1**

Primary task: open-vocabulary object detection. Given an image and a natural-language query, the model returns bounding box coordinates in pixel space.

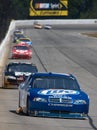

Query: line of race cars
[12,30,33,59]
[3,29,90,119]
[3,29,36,88]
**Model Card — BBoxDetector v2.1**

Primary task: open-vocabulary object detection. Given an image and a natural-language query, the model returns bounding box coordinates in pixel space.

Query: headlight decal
[74,100,87,104]
[33,97,47,102]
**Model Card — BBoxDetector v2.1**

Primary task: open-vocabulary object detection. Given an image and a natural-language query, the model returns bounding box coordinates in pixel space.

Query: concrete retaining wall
[15,19,97,27]
[0,20,15,87]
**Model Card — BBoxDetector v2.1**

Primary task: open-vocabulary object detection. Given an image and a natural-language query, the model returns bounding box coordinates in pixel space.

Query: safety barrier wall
[0,19,97,87]
[0,20,15,87]
[15,19,97,27]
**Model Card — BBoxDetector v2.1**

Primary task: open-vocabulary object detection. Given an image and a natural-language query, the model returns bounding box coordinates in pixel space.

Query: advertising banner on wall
[29,0,68,17]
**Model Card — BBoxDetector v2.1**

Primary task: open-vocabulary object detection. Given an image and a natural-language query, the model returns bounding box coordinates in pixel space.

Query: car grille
[49,98,72,103]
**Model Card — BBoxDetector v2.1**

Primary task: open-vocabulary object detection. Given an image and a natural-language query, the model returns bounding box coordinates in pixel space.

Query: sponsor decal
[38,89,79,95]
[35,3,59,9]
[15,72,31,76]
[35,3,50,9]
[29,0,68,17]
[48,103,72,107]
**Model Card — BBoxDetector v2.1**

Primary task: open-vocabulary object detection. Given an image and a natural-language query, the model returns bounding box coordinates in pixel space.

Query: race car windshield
[33,77,80,90]
[8,64,37,73]
[15,34,25,38]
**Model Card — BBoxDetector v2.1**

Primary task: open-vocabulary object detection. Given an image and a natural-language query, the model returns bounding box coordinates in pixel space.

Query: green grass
[82,32,97,38]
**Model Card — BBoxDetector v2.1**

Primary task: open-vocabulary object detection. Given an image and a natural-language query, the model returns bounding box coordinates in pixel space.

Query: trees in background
[0,0,30,41]
[68,0,92,18]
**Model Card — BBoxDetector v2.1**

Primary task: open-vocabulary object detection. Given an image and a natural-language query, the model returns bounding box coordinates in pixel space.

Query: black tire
[2,82,7,89]
[26,97,31,116]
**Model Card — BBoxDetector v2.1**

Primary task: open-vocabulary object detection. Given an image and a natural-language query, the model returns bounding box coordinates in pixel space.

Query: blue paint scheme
[19,72,89,118]
[25,41,32,46]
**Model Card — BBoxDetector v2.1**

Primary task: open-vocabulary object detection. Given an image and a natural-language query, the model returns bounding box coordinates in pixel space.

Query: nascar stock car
[13,33,26,43]
[33,23,43,29]
[11,44,32,59]
[17,72,89,119]
[16,37,32,47]
[13,29,23,35]
[3,62,38,88]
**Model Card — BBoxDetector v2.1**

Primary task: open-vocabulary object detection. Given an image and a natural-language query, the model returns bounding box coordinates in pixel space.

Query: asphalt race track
[0,24,97,130]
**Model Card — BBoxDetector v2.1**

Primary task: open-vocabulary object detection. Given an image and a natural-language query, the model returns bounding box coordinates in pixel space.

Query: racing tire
[2,75,6,88]
[26,97,31,116]
[2,81,7,89]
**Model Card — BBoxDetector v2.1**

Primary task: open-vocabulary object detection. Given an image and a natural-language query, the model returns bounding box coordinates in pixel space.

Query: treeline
[0,0,96,42]
[69,0,97,19]
[0,0,30,41]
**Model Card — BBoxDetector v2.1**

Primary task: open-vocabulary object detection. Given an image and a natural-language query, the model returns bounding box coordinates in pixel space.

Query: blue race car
[18,72,89,119]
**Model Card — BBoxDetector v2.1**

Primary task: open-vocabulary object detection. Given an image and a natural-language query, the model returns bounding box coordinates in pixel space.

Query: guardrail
[0,19,97,87]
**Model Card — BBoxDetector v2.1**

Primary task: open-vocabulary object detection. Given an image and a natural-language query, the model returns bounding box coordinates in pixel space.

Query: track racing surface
[0,24,97,130]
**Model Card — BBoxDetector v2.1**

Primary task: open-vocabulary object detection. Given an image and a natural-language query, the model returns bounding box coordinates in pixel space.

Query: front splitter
[32,111,88,120]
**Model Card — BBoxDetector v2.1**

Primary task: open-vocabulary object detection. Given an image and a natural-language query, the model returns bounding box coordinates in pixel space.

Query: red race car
[12,44,32,59]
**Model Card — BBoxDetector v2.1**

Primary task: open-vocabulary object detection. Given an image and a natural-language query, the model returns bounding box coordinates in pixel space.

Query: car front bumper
[28,100,89,118]
[12,54,32,59]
